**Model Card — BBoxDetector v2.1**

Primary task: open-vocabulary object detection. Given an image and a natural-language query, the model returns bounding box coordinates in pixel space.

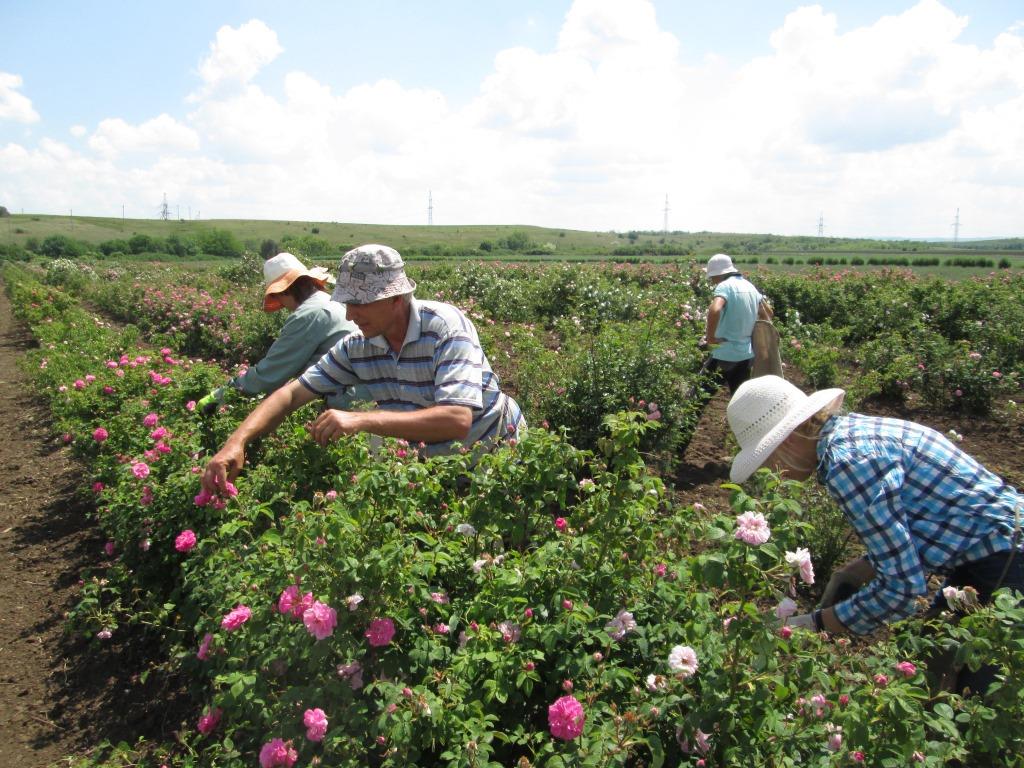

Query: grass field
[2,212,1022,277]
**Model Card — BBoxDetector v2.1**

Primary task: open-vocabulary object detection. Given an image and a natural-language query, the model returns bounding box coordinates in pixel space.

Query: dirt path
[0,284,190,768]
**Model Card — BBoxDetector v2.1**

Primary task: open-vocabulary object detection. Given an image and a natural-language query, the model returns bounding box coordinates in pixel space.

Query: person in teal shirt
[199,253,367,414]
[701,253,773,395]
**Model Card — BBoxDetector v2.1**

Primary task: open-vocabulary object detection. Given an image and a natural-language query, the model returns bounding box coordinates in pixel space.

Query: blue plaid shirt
[817,413,1023,635]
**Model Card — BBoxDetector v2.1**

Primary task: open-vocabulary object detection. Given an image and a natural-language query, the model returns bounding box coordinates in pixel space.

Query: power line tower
[159,193,170,221]
[428,190,433,225]
[662,194,670,233]
[817,212,824,237]
[952,208,960,245]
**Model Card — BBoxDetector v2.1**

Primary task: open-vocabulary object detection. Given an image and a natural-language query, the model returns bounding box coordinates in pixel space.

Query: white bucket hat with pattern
[705,253,740,278]
[330,244,417,305]
[727,375,845,483]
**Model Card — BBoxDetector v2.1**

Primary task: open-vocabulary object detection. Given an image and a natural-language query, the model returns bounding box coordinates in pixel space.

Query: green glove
[198,386,227,416]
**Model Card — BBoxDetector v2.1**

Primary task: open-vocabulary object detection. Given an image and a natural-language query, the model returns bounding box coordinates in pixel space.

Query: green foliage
[39,233,87,258]
[198,228,244,258]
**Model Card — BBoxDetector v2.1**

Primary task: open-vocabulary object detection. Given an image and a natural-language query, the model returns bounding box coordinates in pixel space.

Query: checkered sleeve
[825,451,929,635]
[432,333,484,410]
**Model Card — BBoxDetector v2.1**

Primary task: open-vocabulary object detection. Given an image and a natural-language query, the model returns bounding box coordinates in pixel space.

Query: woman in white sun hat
[198,252,366,414]
[727,375,1023,695]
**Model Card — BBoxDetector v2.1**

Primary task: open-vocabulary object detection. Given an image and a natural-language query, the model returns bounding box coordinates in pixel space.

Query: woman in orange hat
[198,252,365,414]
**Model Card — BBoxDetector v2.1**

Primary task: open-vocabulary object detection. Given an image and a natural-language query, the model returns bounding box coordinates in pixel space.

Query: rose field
[1,255,1023,768]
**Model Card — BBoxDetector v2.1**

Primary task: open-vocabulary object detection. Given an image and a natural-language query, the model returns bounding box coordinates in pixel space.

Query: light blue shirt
[711,275,763,362]
[232,291,366,408]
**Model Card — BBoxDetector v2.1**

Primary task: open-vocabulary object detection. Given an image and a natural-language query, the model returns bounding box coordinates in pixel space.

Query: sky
[2,0,1023,239]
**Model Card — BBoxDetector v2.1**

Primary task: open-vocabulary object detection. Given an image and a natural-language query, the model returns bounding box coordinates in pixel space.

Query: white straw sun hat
[727,375,845,483]
[262,252,332,312]
[705,253,740,278]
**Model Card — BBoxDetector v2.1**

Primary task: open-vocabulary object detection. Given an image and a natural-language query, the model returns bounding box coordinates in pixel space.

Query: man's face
[345,296,397,338]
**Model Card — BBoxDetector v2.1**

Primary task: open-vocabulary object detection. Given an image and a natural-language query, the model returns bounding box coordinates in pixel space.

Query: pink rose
[197,707,222,735]
[196,632,214,661]
[784,548,815,585]
[365,617,396,647]
[143,413,159,427]
[554,517,568,531]
[131,461,150,479]
[259,738,298,768]
[303,707,328,742]
[779,625,793,640]
[221,604,252,631]
[175,529,197,553]
[186,400,196,412]
[104,541,116,557]
[92,427,108,442]
[548,695,586,740]
[895,661,917,678]
[303,601,338,641]
[735,512,770,545]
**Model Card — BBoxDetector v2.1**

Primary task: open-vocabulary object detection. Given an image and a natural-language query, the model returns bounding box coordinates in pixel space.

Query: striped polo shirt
[299,298,524,457]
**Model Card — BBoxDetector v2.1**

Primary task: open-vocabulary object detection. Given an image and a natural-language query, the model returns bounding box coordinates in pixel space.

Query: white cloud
[88,114,200,159]
[2,1,1023,237]
[193,19,282,97]
[70,125,87,137]
[0,72,40,123]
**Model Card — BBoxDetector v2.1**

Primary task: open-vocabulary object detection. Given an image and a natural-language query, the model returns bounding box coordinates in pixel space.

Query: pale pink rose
[96,629,112,640]
[895,661,917,678]
[605,609,637,641]
[259,738,298,768]
[303,601,337,641]
[548,695,586,740]
[430,592,449,604]
[775,597,799,620]
[186,400,196,412]
[826,724,843,752]
[221,604,252,631]
[498,621,521,644]
[197,707,222,735]
[174,529,197,553]
[734,511,770,545]
[325,490,338,501]
[785,548,815,585]
[303,707,328,741]
[345,593,364,611]
[873,674,889,687]
[131,461,150,479]
[337,661,364,689]
[74,379,86,390]
[668,645,699,677]
[365,617,396,647]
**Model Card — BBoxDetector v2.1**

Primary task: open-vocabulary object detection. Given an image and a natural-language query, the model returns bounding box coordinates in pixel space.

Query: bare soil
[0,285,186,768]
[0,284,1020,766]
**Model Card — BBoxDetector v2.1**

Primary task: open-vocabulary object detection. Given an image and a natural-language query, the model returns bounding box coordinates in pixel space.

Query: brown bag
[751,319,783,379]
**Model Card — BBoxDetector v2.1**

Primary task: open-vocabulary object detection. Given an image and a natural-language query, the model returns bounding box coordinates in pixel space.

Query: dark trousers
[931,548,1024,696]
[704,357,752,396]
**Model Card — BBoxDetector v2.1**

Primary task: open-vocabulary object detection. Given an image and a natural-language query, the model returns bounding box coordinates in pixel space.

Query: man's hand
[819,557,874,608]
[308,409,364,446]
[201,442,244,495]
[784,612,816,630]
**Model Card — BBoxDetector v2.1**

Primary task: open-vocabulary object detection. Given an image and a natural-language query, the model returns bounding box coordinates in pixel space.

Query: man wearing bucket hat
[197,252,365,415]
[201,244,525,492]
[699,253,773,395]
[726,375,1023,693]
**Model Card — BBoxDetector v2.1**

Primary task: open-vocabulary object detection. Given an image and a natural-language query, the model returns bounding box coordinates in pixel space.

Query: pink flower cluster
[278,585,314,619]
[259,738,298,768]
[548,695,586,740]
[303,708,328,741]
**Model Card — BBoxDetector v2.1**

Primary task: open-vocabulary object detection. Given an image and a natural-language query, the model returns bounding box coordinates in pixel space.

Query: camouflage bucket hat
[330,244,417,305]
